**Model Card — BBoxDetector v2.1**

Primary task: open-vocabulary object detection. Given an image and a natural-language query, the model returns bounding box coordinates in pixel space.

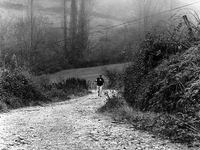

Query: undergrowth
[0,59,89,112]
[0,69,50,110]
[101,14,200,147]
[103,68,124,91]
[99,94,200,147]
[123,16,200,132]
[44,78,89,99]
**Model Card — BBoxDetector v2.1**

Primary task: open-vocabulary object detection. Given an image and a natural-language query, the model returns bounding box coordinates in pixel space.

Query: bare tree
[30,0,33,53]
[128,0,181,38]
[24,0,34,65]
[78,0,95,60]
[77,0,87,58]
[63,0,68,57]
[69,0,78,52]
[0,17,12,64]
[12,16,54,67]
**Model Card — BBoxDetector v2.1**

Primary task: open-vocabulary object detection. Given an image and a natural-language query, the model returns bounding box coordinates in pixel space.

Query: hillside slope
[0,0,127,27]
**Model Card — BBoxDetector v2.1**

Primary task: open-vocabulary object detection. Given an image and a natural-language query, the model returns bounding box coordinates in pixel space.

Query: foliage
[0,101,8,112]
[124,15,200,111]
[145,47,200,113]
[99,95,200,146]
[43,77,89,99]
[91,27,136,65]
[0,68,89,112]
[123,50,146,106]
[0,56,90,111]
[0,87,9,111]
[103,68,124,90]
[31,56,71,75]
[49,78,88,91]
[45,89,70,100]
[98,91,125,113]
[125,46,200,114]
[121,15,200,146]
[0,6,131,76]
[0,52,89,111]
[34,75,51,91]
[0,70,50,106]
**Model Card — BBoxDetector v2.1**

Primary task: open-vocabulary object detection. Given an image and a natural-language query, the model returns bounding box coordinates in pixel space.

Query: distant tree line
[0,0,186,75]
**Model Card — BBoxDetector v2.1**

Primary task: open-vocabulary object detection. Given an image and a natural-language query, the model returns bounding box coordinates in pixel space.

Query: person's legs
[97,86,100,96]
[99,85,103,96]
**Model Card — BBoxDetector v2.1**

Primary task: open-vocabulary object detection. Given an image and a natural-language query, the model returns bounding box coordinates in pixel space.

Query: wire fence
[44,1,200,47]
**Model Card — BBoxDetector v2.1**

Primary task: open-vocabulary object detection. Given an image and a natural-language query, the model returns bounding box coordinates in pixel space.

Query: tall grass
[103,68,124,91]
[99,95,200,147]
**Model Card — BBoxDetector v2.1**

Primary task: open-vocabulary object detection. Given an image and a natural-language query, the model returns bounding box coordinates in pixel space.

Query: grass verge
[98,93,200,148]
[0,69,90,112]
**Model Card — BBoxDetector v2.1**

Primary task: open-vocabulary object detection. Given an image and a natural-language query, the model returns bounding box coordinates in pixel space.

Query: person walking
[95,75,104,97]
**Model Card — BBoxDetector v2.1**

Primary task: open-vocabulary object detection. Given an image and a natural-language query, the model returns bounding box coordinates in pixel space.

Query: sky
[1,0,200,26]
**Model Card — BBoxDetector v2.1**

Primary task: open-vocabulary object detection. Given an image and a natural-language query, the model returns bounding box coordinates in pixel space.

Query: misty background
[0,0,199,75]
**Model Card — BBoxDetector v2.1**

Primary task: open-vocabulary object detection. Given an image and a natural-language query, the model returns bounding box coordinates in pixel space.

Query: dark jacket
[96,77,104,86]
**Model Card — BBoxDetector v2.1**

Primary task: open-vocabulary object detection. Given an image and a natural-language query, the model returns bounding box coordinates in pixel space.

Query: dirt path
[0,91,194,150]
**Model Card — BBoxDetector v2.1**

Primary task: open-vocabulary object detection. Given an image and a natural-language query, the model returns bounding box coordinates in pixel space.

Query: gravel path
[0,91,196,150]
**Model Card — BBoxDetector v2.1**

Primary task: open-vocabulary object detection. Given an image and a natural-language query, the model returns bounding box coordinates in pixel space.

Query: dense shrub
[31,57,71,75]
[43,77,89,99]
[124,52,146,106]
[98,91,125,113]
[0,69,89,111]
[124,16,197,112]
[98,13,200,146]
[100,94,200,146]
[32,75,51,92]
[103,68,124,90]
[51,78,88,91]
[0,101,7,112]
[147,47,200,113]
[45,89,70,100]
[0,87,9,111]
[0,71,50,106]
[125,46,200,114]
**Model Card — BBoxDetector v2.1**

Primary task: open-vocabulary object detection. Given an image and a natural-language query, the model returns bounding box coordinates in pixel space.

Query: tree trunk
[69,0,78,64]
[77,0,88,59]
[30,0,33,64]
[63,0,68,57]
[70,0,78,51]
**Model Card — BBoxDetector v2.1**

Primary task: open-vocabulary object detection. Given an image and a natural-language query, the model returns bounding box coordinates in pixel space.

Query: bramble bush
[0,68,89,111]
[0,54,50,110]
[103,68,124,90]
[99,93,200,145]
[122,15,200,146]
[143,47,200,114]
[44,78,89,99]
[124,39,200,115]
[124,15,198,112]
[0,70,50,107]
[48,78,88,92]
[98,91,125,113]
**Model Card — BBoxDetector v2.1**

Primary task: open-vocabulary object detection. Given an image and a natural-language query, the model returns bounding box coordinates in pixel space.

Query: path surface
[0,92,195,150]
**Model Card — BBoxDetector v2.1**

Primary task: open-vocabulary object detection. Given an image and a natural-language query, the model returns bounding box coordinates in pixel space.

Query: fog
[0,0,200,74]
[0,0,200,23]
